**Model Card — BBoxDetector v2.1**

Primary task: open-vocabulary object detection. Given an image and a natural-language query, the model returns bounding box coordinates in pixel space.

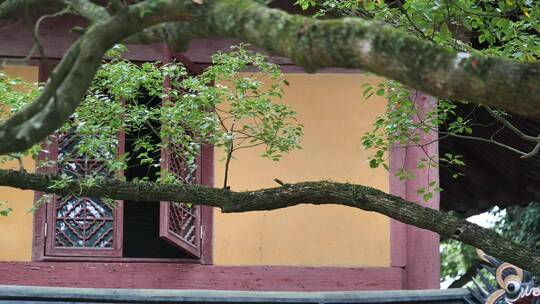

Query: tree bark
[1,0,540,154]
[173,0,540,119]
[1,168,539,277]
[0,0,194,155]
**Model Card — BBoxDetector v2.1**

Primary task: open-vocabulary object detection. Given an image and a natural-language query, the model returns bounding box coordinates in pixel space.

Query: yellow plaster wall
[213,73,390,267]
[0,65,38,262]
[0,69,390,266]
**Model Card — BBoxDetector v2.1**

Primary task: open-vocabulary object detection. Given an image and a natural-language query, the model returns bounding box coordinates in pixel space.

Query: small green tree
[0,44,303,211]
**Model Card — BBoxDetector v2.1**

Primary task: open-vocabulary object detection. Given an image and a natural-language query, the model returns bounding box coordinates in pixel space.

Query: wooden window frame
[32,204,214,264]
[159,150,203,258]
[44,131,125,258]
[31,50,214,264]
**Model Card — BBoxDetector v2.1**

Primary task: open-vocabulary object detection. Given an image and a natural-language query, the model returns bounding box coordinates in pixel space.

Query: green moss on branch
[161,0,540,118]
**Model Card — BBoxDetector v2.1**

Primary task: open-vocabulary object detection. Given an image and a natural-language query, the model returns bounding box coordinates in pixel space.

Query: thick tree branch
[124,0,540,118]
[1,168,539,277]
[2,0,540,155]
[69,0,110,22]
[192,0,540,118]
[0,0,196,155]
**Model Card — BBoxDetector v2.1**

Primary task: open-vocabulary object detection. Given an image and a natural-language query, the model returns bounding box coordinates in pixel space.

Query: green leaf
[440,22,452,38]
[422,192,433,201]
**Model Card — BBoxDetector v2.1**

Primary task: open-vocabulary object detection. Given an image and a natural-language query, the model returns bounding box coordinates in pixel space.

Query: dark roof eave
[0,285,473,303]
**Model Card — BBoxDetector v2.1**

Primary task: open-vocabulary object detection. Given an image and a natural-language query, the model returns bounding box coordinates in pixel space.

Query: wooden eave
[440,104,540,215]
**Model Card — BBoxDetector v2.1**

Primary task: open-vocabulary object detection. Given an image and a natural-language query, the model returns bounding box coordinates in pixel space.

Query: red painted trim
[199,145,214,265]
[33,257,205,263]
[403,92,440,290]
[159,202,202,258]
[170,48,215,265]
[389,145,407,271]
[0,262,402,291]
[388,92,440,290]
[159,44,206,259]
[171,49,204,75]
[32,191,48,261]
[0,18,164,62]
[116,101,126,257]
[158,143,202,258]
[44,137,60,256]
[32,64,51,261]
[37,62,49,83]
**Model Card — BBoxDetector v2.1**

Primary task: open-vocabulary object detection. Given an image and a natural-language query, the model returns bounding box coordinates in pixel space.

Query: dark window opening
[122,93,196,259]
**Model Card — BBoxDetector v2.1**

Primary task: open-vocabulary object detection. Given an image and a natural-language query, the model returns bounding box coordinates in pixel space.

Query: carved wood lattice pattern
[167,202,199,247]
[160,143,201,257]
[53,131,116,248]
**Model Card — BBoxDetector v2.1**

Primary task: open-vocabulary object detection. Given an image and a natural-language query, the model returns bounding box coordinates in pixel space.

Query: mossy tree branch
[175,0,540,118]
[0,0,195,155]
[94,0,540,119]
[0,168,538,277]
[1,0,540,155]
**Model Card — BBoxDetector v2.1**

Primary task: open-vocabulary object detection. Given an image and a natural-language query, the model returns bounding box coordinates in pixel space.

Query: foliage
[0,44,303,193]
[297,0,540,61]
[0,71,41,169]
[440,239,477,285]
[0,201,12,216]
[360,80,465,201]
[0,71,38,118]
[296,0,540,203]
[494,202,540,249]
[176,44,303,187]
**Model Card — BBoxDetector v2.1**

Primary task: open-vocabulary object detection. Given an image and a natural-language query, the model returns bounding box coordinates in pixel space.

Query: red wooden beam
[0,262,403,291]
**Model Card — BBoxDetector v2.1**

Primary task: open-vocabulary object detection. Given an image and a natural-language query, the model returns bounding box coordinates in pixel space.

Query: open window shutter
[45,129,124,257]
[159,46,202,258]
[159,145,202,258]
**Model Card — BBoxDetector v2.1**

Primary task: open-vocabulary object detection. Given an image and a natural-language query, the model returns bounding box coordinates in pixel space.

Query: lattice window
[158,53,203,258]
[45,130,124,257]
[54,196,115,248]
[35,53,211,261]
[159,144,202,258]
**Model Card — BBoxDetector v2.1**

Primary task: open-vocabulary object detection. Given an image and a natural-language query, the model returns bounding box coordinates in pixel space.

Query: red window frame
[44,130,125,257]
[31,49,214,264]
[159,148,203,258]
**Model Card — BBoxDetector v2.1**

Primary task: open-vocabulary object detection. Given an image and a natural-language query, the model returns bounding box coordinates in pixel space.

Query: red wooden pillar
[390,91,440,289]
